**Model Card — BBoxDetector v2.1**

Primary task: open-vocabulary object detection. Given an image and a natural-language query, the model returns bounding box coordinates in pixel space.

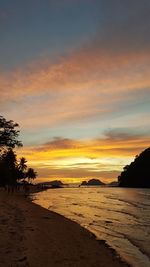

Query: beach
[32,187,150,267]
[0,189,128,267]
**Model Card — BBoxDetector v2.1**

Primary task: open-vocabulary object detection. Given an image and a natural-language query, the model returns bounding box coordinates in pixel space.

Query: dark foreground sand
[0,189,128,267]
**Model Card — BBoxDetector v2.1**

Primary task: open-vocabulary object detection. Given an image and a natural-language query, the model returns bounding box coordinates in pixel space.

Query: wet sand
[0,189,128,267]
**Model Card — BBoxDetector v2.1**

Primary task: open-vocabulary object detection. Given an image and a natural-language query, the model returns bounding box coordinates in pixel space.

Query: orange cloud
[0,45,149,129]
[1,47,150,95]
[16,133,150,183]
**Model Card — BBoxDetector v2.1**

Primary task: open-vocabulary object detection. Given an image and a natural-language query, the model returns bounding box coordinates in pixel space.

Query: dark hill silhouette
[108,181,118,187]
[81,178,105,186]
[118,147,150,188]
[38,180,64,188]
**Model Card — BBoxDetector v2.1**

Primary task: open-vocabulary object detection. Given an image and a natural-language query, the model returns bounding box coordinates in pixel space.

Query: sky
[0,0,150,183]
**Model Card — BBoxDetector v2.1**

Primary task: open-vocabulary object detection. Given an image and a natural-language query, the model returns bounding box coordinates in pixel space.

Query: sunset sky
[0,0,150,183]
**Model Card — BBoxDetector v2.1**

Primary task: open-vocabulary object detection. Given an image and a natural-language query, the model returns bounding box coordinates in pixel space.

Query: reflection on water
[32,187,150,267]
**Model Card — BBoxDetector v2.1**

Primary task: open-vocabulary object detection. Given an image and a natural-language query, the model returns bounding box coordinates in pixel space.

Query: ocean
[31,187,150,267]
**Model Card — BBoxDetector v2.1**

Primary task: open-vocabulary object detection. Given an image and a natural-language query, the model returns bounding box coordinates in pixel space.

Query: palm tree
[26,168,37,183]
[18,157,27,171]
[18,157,27,180]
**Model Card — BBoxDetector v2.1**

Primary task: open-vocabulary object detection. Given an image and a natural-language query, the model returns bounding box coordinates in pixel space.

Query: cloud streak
[1,0,150,182]
[0,39,149,130]
[17,130,150,182]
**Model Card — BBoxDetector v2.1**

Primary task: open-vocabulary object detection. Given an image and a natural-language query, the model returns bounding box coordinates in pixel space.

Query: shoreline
[31,196,129,266]
[0,188,129,267]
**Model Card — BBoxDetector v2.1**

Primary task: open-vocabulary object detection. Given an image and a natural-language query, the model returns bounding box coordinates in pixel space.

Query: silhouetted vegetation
[118,147,150,188]
[0,116,37,187]
[0,115,22,149]
[26,168,37,183]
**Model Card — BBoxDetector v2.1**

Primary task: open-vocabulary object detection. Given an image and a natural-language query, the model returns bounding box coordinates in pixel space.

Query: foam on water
[31,187,150,267]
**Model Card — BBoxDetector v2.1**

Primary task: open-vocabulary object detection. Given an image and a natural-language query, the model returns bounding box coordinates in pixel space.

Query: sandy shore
[0,189,128,267]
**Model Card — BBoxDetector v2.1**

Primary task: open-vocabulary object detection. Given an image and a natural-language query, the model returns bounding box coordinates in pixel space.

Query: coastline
[0,188,129,267]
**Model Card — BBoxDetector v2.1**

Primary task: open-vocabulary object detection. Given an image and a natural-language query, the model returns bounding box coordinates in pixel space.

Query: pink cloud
[0,42,149,128]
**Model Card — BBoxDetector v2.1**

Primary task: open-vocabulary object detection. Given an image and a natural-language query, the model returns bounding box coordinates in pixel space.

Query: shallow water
[32,187,150,267]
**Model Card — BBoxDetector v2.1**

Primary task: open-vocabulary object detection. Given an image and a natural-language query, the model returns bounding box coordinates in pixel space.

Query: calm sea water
[32,187,150,267]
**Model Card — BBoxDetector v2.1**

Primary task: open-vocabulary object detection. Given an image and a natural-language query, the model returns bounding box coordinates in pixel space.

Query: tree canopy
[0,115,37,186]
[0,115,22,149]
[0,149,37,186]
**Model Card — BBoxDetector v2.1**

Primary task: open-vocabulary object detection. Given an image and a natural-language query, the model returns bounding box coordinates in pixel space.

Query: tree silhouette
[0,149,18,185]
[0,115,22,150]
[18,157,27,172]
[0,115,37,186]
[26,168,37,183]
[18,157,27,180]
[0,149,38,186]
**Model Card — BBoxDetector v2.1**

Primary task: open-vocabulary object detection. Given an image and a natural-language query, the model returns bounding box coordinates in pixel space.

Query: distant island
[118,147,150,188]
[80,178,105,186]
[38,180,64,188]
[108,181,118,187]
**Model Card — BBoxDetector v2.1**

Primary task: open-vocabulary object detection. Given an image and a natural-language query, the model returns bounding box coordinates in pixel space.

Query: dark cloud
[103,127,149,141]
[36,137,80,151]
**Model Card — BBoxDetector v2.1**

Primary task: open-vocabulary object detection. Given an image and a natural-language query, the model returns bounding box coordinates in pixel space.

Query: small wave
[33,187,150,267]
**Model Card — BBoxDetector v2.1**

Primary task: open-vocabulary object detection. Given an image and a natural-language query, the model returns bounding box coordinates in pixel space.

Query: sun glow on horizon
[16,134,150,183]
